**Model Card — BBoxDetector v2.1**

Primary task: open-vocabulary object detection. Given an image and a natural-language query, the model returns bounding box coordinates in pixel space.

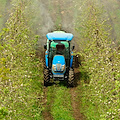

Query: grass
[114,8,120,43]
[0,0,7,30]
[77,82,101,120]
[47,85,75,120]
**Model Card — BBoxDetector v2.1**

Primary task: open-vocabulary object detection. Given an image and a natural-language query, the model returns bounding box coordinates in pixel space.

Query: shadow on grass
[74,67,90,87]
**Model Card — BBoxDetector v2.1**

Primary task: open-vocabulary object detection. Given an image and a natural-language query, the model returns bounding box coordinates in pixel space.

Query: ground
[42,68,85,120]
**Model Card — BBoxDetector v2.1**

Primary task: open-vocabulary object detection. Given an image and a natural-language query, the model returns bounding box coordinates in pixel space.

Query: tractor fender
[45,50,48,67]
[70,51,73,68]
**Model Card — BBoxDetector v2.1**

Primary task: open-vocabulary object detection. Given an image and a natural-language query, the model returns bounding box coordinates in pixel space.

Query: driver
[56,43,65,55]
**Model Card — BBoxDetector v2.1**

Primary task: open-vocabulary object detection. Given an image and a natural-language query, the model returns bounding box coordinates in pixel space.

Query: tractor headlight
[52,65,56,71]
[61,65,65,71]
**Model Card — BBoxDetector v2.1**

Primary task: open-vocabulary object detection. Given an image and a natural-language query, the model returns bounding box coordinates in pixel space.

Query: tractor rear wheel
[43,58,46,69]
[44,68,50,86]
[68,68,75,87]
[72,55,75,68]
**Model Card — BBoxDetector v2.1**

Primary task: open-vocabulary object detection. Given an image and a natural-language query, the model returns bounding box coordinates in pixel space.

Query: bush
[0,0,43,119]
[76,0,120,119]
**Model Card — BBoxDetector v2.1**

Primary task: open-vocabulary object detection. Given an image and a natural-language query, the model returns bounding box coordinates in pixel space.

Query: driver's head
[56,43,65,51]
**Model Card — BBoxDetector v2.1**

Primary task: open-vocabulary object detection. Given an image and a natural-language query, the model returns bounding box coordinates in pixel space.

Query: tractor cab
[44,31,75,87]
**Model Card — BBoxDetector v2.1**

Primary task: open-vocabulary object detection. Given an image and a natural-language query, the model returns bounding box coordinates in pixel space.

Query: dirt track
[42,88,84,120]
[70,88,84,120]
[42,68,85,120]
[42,88,53,120]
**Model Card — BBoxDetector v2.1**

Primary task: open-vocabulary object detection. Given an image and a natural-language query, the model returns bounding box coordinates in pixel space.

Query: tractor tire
[73,55,81,68]
[43,59,46,69]
[44,68,50,86]
[72,55,75,68]
[68,68,75,87]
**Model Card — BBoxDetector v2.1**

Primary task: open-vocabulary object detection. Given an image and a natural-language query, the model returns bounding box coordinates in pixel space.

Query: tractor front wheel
[68,68,75,87]
[44,68,50,86]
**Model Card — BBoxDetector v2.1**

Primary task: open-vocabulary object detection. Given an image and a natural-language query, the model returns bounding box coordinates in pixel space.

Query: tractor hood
[52,55,66,73]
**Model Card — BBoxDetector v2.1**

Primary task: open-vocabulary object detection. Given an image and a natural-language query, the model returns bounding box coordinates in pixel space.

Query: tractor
[44,31,75,87]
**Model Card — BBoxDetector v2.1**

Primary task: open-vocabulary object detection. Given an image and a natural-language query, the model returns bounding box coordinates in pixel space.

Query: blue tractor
[44,31,75,87]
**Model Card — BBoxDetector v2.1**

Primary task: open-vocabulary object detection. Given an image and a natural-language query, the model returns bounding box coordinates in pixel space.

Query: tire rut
[42,87,53,120]
[70,68,85,120]
[70,88,84,120]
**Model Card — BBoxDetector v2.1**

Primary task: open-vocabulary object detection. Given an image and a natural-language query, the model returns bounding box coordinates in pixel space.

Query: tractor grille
[56,64,61,71]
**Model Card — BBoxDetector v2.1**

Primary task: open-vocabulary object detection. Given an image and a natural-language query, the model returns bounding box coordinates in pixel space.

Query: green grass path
[46,85,75,120]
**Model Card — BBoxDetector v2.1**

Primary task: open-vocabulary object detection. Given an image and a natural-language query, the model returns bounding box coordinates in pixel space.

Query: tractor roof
[46,31,73,41]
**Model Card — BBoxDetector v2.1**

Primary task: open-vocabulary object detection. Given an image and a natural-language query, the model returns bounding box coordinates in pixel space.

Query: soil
[70,88,84,120]
[42,87,53,120]
[69,68,85,120]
